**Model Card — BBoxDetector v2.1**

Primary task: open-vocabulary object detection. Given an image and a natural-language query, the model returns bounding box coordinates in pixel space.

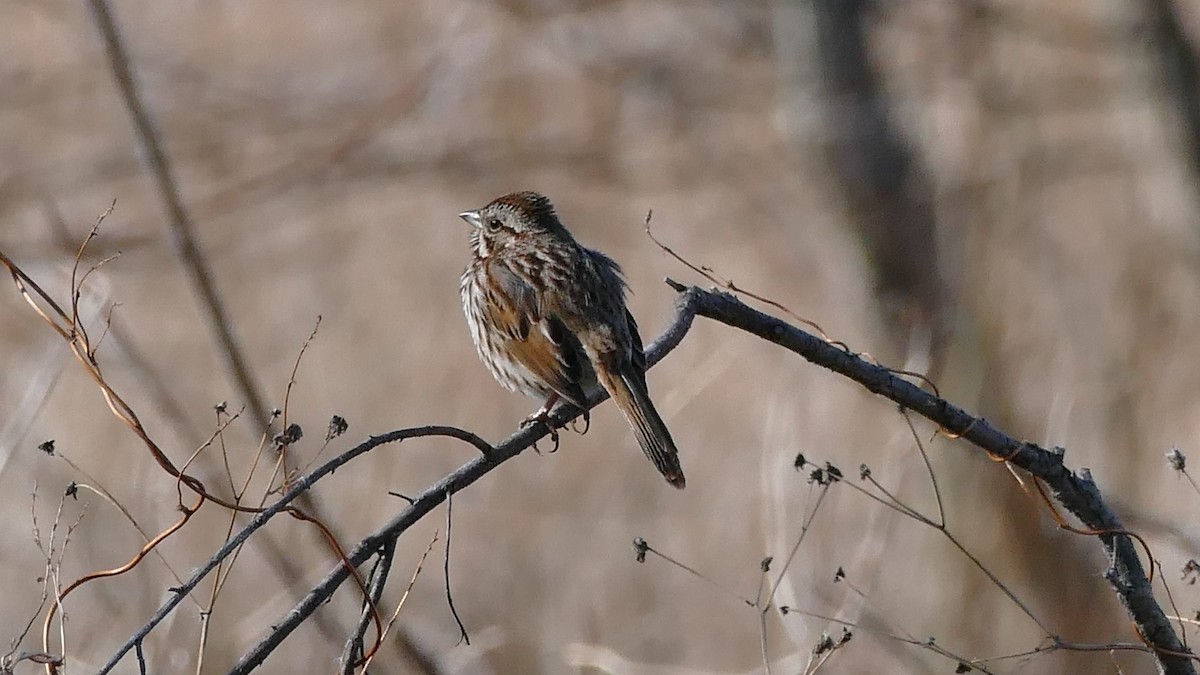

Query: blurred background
[2,1,1200,673]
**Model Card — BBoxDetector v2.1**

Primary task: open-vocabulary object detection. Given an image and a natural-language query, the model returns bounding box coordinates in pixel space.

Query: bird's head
[458,191,566,259]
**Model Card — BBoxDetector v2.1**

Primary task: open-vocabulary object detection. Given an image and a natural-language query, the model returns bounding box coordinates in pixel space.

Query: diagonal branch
[98,281,1190,674]
[94,426,492,675]
[237,283,1191,675]
[339,540,395,673]
[668,281,1193,675]
[226,293,698,673]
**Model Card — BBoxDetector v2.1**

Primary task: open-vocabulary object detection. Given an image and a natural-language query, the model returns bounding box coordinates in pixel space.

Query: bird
[457,191,686,489]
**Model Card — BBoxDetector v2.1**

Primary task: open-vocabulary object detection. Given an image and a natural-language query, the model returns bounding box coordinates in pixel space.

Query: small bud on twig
[326,415,348,441]
[1167,446,1186,473]
[632,537,648,563]
[273,423,303,448]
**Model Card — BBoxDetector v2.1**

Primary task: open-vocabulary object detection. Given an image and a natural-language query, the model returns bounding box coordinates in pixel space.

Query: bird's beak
[458,210,482,228]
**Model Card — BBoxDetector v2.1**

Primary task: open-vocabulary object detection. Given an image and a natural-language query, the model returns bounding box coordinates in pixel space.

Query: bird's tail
[598,360,686,489]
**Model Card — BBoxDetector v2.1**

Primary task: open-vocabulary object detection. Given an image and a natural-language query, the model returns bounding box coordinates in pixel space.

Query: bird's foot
[568,409,590,435]
[521,409,560,454]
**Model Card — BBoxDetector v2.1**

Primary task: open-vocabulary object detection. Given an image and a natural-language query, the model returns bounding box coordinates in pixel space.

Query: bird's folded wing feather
[624,309,650,390]
[486,262,590,407]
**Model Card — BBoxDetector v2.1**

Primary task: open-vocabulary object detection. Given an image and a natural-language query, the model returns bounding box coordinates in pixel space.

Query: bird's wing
[508,317,590,407]
[487,263,591,407]
[624,309,650,391]
[483,263,536,341]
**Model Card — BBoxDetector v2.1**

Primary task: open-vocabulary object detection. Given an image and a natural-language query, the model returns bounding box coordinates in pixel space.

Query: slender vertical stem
[85,0,271,428]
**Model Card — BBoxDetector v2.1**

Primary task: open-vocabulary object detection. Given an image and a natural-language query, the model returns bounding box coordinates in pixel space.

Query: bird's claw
[521,411,560,454]
[569,410,591,435]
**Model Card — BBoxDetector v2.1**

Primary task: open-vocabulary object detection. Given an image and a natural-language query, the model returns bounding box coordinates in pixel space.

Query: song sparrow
[457,191,686,488]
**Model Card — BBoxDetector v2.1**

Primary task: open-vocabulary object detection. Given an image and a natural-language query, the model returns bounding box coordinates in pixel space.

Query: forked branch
[666,281,1193,675]
[217,281,1191,675]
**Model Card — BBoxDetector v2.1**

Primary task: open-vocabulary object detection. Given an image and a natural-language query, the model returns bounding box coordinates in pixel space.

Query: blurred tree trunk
[1147,0,1200,195]
[810,0,947,368]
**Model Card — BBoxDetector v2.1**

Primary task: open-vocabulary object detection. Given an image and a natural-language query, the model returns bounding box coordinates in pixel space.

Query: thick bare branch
[95,426,493,675]
[225,295,697,672]
[668,282,1193,675]
[96,282,1190,674]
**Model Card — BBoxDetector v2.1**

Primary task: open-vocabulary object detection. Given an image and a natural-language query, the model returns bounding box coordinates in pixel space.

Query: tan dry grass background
[2,1,1200,673]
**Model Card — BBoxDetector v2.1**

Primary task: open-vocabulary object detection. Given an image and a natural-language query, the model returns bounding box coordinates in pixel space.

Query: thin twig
[767,481,833,606]
[899,409,945,527]
[443,489,469,646]
[97,426,494,675]
[360,530,439,673]
[279,316,322,487]
[52,464,195,606]
[635,539,753,607]
[340,540,396,674]
[85,0,271,428]
[96,282,1194,675]
[757,558,772,675]
[43,494,204,656]
[0,243,246,512]
[780,605,998,675]
[195,609,212,675]
[225,300,698,673]
[841,474,1053,635]
[662,281,1194,674]
[4,495,54,669]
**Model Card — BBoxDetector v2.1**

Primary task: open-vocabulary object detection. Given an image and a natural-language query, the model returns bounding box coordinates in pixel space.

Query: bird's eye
[485,217,503,232]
